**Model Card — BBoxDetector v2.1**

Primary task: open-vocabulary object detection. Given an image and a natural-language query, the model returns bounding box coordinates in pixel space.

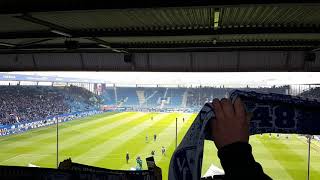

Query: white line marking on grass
[58,113,147,149]
[73,113,171,164]
[31,113,147,163]
[0,155,22,163]
[1,113,128,148]
[0,154,49,164]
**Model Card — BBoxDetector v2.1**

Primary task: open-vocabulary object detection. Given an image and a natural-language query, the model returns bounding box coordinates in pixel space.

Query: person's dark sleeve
[218,142,272,180]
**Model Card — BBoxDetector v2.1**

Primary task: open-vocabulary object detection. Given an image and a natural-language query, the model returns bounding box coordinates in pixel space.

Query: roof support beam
[0,40,318,53]
[0,26,319,39]
[15,38,53,48]
[87,37,128,53]
[15,14,73,38]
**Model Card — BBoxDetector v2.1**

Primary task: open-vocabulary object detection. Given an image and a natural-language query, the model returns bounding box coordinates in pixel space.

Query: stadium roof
[0,73,106,84]
[0,0,320,71]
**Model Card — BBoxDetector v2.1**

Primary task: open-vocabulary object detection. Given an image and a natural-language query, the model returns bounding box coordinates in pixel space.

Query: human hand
[211,98,249,149]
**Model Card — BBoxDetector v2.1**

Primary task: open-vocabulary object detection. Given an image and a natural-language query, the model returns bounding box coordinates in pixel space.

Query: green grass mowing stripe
[36,113,145,150]
[0,154,50,167]
[93,113,182,169]
[115,113,192,171]
[52,113,155,165]
[0,112,132,156]
[150,114,194,168]
[285,136,320,179]
[0,112,118,143]
[0,112,122,147]
[157,114,197,179]
[71,113,171,166]
[57,113,148,152]
[26,113,146,167]
[202,134,319,180]
[201,140,220,177]
[202,134,295,179]
[0,112,136,166]
[285,135,320,179]
[251,135,293,180]
[310,139,320,179]
[33,112,131,143]
[311,140,320,153]
[33,112,155,167]
[37,112,133,143]
[258,135,318,180]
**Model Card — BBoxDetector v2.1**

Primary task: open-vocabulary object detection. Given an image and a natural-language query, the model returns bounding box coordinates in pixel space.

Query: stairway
[145,91,158,103]
[181,89,188,108]
[160,97,170,109]
[114,86,118,105]
[136,90,145,105]
[163,88,168,98]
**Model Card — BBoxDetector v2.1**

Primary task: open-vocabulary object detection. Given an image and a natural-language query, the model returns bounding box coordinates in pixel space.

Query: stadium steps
[114,86,118,105]
[136,90,145,105]
[167,97,170,104]
[159,98,167,109]
[181,89,188,108]
[118,97,127,106]
[163,88,168,98]
[145,91,158,105]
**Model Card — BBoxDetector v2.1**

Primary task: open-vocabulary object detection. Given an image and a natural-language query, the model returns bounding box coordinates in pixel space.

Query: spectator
[0,86,101,125]
[211,98,271,179]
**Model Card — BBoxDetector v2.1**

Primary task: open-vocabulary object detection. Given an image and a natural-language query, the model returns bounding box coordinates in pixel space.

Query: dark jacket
[218,142,272,180]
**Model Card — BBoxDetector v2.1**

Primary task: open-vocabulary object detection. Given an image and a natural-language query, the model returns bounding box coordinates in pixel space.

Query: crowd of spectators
[101,86,289,109]
[299,87,320,141]
[300,87,320,100]
[186,86,289,107]
[0,85,101,125]
[64,85,102,112]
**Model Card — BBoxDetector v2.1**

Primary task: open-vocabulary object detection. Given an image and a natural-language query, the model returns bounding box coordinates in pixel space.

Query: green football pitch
[0,112,320,179]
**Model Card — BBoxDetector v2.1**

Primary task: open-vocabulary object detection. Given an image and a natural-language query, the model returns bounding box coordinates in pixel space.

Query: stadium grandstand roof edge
[3,72,319,88]
[0,73,106,84]
[0,0,320,71]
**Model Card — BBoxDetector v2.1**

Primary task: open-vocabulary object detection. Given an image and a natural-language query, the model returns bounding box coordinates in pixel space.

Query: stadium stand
[300,87,320,100]
[101,86,289,110]
[186,86,289,107]
[0,85,101,125]
[117,87,139,106]
[143,88,166,107]
[299,87,320,141]
[166,88,185,107]
[101,87,116,105]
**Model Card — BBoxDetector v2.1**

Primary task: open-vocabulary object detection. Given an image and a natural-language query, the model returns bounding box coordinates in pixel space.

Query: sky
[8,71,320,86]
